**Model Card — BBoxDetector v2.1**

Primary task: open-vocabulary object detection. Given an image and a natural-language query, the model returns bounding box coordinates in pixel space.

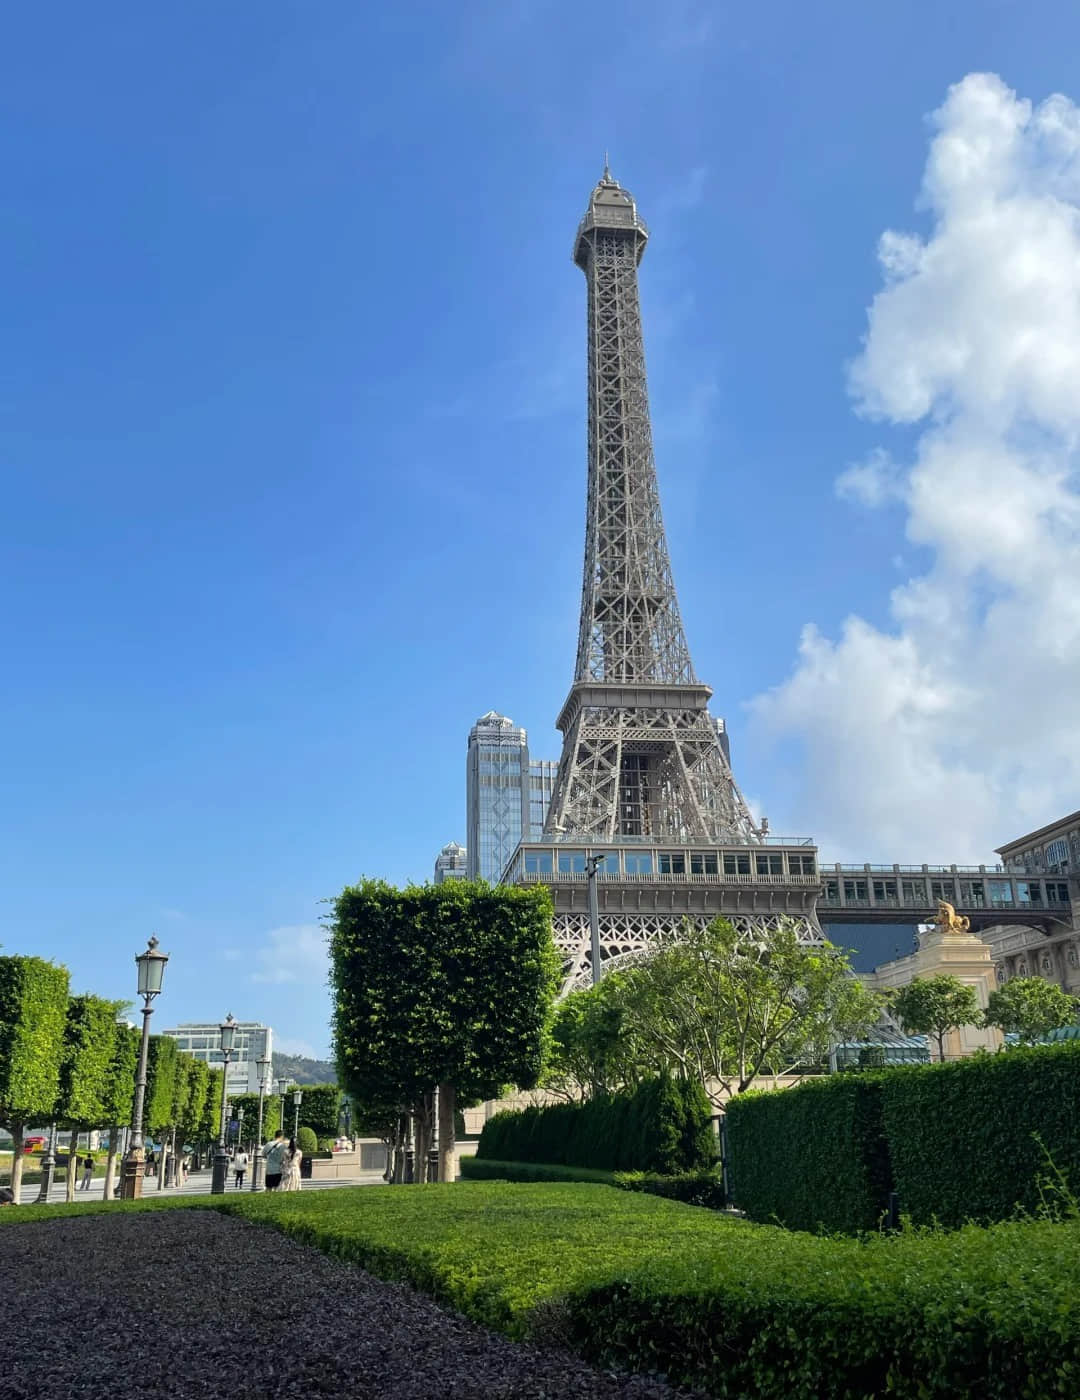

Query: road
[14,1166,381,1204]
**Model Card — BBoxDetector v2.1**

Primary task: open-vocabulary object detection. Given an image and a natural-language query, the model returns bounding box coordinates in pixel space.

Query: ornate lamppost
[120,936,170,1200]
[292,1088,302,1140]
[35,1119,60,1204]
[277,1077,288,1143]
[250,1056,271,1191]
[210,1014,237,1195]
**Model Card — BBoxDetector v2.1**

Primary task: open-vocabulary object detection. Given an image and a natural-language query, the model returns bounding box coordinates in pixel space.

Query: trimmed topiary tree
[0,956,70,1203]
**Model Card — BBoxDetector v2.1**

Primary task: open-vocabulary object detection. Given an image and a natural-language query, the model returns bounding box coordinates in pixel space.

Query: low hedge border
[3,1184,1078,1397]
[460,1158,726,1208]
[459,1159,615,1185]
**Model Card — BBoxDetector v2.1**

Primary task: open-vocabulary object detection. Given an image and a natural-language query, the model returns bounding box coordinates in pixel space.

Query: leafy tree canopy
[0,955,70,1129]
[983,977,1078,1044]
[891,974,980,1061]
[56,993,124,1127]
[596,917,884,1105]
[330,878,559,1111]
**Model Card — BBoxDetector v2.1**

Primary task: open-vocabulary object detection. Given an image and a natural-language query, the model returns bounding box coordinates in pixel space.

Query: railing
[517,871,822,887]
[830,864,1006,875]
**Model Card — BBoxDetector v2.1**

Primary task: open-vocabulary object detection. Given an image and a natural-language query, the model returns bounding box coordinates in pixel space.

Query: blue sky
[5,2,1080,1057]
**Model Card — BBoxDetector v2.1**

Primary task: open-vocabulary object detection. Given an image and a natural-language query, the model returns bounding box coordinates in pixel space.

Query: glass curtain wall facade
[466,712,529,881]
[529,759,559,839]
[161,1021,273,1095]
[434,840,468,883]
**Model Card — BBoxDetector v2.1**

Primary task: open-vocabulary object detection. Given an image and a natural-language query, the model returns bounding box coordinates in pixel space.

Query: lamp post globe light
[120,936,170,1200]
[292,1088,302,1141]
[251,1056,271,1191]
[210,1014,238,1195]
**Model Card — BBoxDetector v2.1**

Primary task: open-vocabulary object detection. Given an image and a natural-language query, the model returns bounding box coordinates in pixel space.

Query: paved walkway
[15,1166,380,1204]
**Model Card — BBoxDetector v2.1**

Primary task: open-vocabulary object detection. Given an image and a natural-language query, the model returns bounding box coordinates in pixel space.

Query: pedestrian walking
[233,1149,248,1189]
[281,1137,303,1192]
[262,1131,288,1191]
[79,1154,94,1191]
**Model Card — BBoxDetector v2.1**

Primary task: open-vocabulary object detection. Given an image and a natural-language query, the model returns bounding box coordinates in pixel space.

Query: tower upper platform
[573,167,649,268]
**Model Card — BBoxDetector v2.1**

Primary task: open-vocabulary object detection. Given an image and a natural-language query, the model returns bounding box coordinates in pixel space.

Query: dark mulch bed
[0,1210,686,1398]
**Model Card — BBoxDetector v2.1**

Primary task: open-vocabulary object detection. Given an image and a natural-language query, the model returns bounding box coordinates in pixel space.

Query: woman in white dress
[281,1137,303,1191]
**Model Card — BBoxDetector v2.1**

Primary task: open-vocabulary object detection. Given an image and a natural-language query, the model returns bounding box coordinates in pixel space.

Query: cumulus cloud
[752,73,1080,861]
[251,924,328,986]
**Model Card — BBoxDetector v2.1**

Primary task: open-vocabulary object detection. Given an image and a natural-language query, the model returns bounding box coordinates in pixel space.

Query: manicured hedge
[727,1041,1080,1232]
[726,1073,892,1232]
[461,1157,725,1208]
[476,1076,715,1174]
[460,1158,615,1185]
[613,1168,726,1211]
[7,1183,1079,1397]
[882,1041,1080,1228]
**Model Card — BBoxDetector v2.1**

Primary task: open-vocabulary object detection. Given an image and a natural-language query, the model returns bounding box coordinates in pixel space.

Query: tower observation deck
[505,169,821,989]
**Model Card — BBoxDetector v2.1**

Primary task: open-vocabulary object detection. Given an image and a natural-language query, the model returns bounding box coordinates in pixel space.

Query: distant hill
[271,1052,337,1086]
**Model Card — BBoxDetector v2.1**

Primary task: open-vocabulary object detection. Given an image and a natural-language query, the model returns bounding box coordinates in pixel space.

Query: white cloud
[835,448,906,507]
[251,924,328,986]
[752,72,1080,861]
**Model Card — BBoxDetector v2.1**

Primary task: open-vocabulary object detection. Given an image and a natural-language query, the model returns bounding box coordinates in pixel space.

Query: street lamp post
[251,1056,271,1191]
[35,1120,59,1204]
[586,853,604,986]
[210,1014,238,1195]
[237,1106,245,1152]
[277,1078,288,1145]
[292,1089,302,1141]
[120,936,170,1200]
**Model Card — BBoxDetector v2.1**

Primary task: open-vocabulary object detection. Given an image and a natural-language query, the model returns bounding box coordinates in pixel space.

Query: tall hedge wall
[726,1041,1080,1232]
[725,1075,892,1233]
[476,1076,715,1174]
[882,1041,1080,1228]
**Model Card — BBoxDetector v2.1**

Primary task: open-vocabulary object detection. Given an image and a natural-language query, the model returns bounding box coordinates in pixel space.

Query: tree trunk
[104,1125,120,1200]
[9,1121,24,1204]
[437,1082,456,1184]
[65,1127,79,1203]
[414,1107,430,1183]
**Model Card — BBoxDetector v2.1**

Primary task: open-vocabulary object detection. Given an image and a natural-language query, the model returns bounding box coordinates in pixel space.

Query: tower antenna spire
[602,150,611,181]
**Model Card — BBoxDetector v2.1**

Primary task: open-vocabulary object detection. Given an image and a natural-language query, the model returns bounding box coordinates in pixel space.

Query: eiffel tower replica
[504,168,822,987]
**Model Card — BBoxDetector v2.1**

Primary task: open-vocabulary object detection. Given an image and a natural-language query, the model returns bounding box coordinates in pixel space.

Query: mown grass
[4,1182,1079,1397]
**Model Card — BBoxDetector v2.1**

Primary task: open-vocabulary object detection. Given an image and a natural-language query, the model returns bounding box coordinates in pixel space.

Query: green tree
[101,1022,139,1198]
[295,1083,341,1139]
[0,956,69,1203]
[55,994,123,1201]
[330,878,559,1183]
[983,977,1078,1044]
[178,1057,211,1150]
[891,974,980,1062]
[200,1067,225,1152]
[608,918,883,1105]
[231,1090,281,1147]
[542,975,654,1100]
[144,1034,179,1148]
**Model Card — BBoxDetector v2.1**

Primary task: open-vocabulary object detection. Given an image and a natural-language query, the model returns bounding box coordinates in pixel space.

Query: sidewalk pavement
[16,1168,380,1205]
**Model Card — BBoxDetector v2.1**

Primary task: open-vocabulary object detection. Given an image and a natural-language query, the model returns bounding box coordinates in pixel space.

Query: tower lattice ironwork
[505,169,821,989]
[545,168,760,846]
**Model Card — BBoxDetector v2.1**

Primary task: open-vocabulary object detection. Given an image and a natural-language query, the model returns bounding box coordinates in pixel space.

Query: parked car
[22,1136,47,1154]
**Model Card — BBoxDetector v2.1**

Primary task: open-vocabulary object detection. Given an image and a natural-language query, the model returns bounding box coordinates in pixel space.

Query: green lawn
[4,1182,1079,1398]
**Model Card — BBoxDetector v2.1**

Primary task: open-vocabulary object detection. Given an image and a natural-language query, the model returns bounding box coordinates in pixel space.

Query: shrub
[613,1169,726,1210]
[460,1158,615,1184]
[476,1076,714,1174]
[725,1073,892,1232]
[882,1040,1080,1227]
[296,1125,318,1157]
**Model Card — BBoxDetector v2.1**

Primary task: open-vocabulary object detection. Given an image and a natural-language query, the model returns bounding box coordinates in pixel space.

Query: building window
[823,878,840,903]
[690,852,718,875]
[723,853,751,876]
[843,879,868,903]
[624,853,653,875]
[789,854,816,876]
[756,853,783,876]
[1046,839,1069,870]
[930,879,955,901]
[902,879,926,904]
[959,881,985,908]
[873,879,898,905]
[988,880,1014,907]
[557,851,587,874]
[524,851,553,875]
[1046,882,1070,905]
[659,852,686,875]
